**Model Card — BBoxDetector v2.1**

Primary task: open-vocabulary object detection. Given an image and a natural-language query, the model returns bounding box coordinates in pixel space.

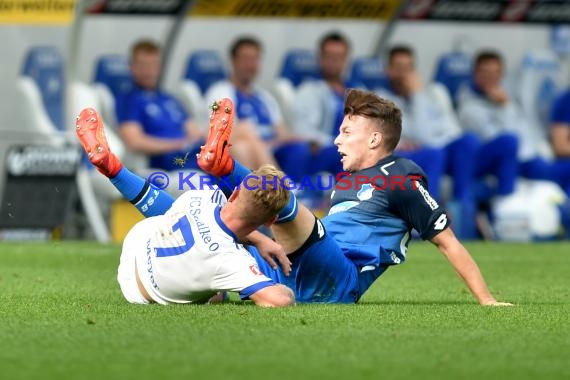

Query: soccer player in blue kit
[198,89,512,306]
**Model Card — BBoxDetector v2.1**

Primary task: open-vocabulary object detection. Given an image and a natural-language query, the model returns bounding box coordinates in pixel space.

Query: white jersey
[376,83,462,148]
[457,85,541,160]
[118,188,274,305]
[292,80,340,146]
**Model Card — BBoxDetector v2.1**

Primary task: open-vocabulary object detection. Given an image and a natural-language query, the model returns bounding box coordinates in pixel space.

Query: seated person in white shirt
[457,51,559,198]
[293,31,362,177]
[377,45,482,239]
[206,37,309,182]
[547,84,570,197]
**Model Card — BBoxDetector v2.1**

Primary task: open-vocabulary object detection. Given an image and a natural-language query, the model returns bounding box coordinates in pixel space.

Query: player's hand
[185,120,205,142]
[485,87,509,105]
[405,71,423,94]
[255,238,292,276]
[309,141,321,155]
[481,300,513,306]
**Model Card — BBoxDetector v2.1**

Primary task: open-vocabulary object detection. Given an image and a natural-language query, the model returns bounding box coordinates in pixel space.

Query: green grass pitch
[0,241,568,380]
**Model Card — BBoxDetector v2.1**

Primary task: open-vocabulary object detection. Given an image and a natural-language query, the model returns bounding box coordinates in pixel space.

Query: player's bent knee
[250,284,295,307]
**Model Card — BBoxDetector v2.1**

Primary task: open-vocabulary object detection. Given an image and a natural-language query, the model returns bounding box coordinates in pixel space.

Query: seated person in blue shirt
[376,45,481,239]
[118,39,203,172]
[206,37,309,182]
[551,90,570,159]
[549,88,570,196]
[293,31,360,177]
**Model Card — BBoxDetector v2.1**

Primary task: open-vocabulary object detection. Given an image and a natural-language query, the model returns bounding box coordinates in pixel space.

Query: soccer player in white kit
[75,99,295,307]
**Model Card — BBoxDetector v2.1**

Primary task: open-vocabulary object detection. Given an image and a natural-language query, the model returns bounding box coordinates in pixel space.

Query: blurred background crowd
[2,0,570,242]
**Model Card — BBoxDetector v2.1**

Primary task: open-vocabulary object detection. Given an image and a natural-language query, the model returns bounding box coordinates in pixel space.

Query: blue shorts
[248,219,389,303]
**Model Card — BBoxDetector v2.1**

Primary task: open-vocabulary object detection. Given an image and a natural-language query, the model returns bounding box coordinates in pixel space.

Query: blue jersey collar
[214,206,238,241]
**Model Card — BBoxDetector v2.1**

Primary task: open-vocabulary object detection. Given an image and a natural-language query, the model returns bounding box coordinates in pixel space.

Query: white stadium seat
[515,50,563,158]
[16,46,67,145]
[271,49,319,126]
[92,54,133,128]
[175,50,227,128]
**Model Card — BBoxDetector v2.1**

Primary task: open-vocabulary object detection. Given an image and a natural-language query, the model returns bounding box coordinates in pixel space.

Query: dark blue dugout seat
[278,49,320,87]
[175,50,227,126]
[183,50,227,95]
[433,51,472,107]
[272,49,320,125]
[20,46,65,132]
[349,56,387,90]
[93,54,133,126]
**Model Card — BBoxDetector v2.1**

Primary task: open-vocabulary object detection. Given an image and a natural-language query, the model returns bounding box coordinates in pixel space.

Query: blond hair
[236,165,290,226]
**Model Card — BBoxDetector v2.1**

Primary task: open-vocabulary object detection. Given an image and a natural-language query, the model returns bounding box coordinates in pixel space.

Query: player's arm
[274,121,298,144]
[242,230,292,276]
[184,119,205,142]
[248,284,295,307]
[390,175,511,306]
[430,228,512,306]
[551,123,570,157]
[120,122,188,154]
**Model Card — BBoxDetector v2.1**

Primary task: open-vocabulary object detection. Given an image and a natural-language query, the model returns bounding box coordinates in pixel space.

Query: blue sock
[110,167,175,217]
[217,161,251,189]
[216,160,299,224]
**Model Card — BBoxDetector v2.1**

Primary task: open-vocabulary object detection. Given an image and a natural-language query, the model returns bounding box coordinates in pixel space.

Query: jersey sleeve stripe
[276,196,298,223]
[239,280,276,300]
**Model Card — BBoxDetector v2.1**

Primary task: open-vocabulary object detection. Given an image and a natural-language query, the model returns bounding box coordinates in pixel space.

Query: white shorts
[117,242,150,304]
[118,215,274,305]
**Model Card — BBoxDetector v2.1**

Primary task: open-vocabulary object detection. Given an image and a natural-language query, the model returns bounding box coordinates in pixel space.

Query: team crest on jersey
[357,183,374,201]
[145,103,161,118]
[328,201,359,215]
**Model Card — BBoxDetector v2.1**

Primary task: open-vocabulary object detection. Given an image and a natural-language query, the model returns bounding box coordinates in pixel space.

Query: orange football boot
[75,107,123,178]
[197,98,235,177]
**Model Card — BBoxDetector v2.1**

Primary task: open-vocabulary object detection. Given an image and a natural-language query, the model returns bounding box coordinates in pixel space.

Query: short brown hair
[344,89,402,152]
[319,31,350,52]
[130,39,161,61]
[388,44,415,65]
[237,165,290,225]
[230,36,262,58]
[474,50,503,69]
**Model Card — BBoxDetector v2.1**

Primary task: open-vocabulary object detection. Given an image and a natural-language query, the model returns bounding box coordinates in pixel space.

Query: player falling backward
[77,100,295,307]
[77,89,511,306]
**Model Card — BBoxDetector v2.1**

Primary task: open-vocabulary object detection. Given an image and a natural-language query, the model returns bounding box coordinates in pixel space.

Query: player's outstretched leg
[197,99,299,225]
[75,107,175,217]
[76,107,123,178]
[197,98,236,177]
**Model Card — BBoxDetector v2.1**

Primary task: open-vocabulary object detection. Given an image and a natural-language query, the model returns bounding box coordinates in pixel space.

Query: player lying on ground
[75,101,294,307]
[197,89,512,306]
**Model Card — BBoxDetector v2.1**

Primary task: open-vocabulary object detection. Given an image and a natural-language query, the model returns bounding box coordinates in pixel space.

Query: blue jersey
[206,80,283,142]
[323,155,450,268]
[235,89,276,141]
[119,86,191,170]
[551,89,570,124]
